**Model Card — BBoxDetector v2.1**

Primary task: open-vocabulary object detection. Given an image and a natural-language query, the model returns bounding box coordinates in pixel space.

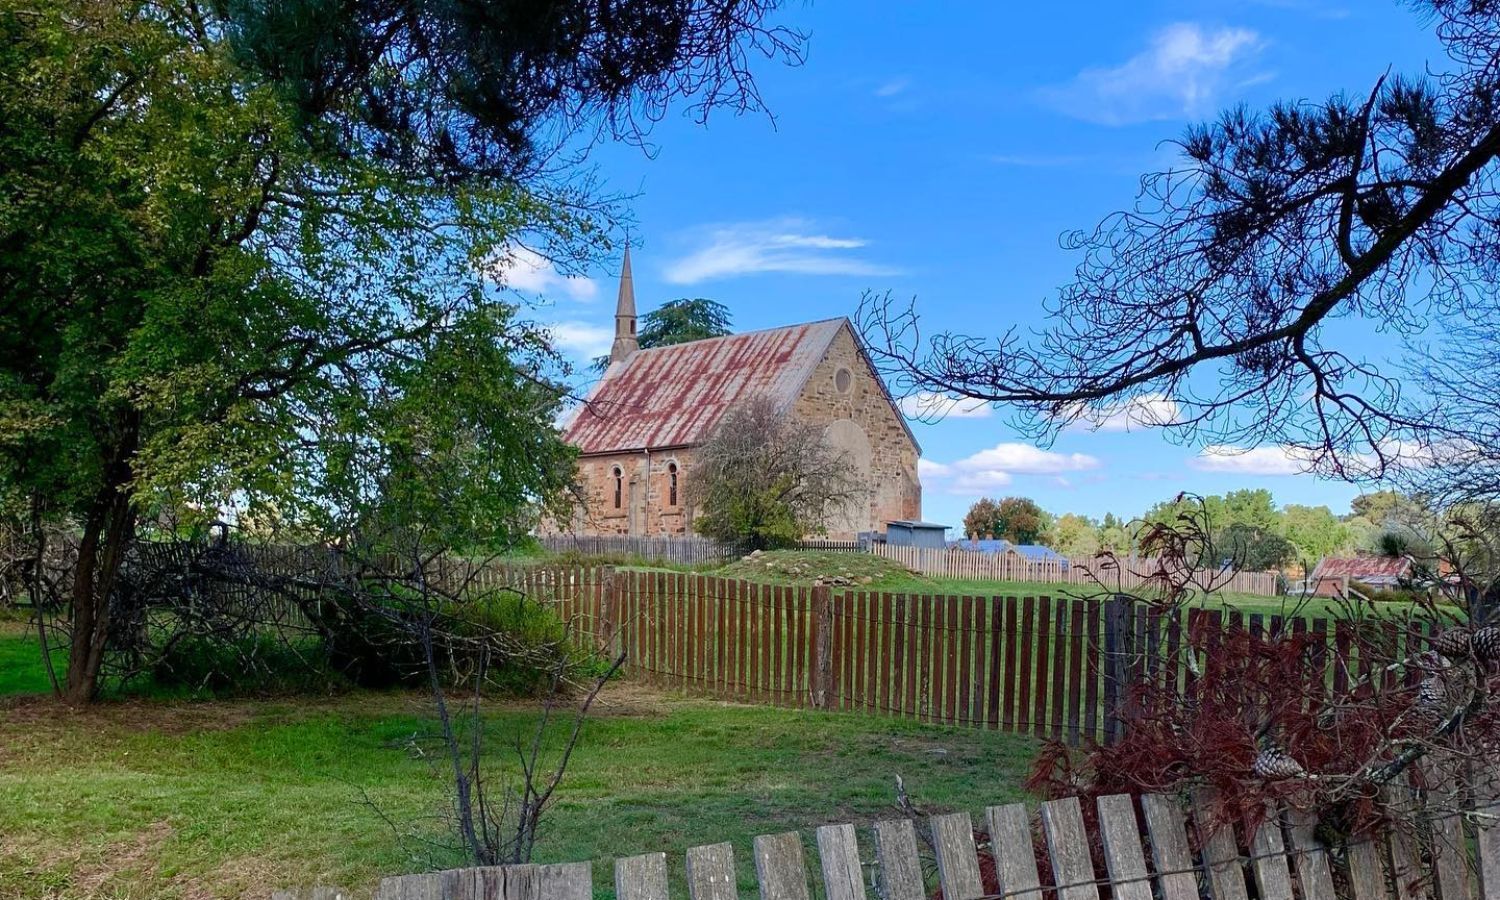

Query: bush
[315,588,595,693]
[149,633,346,697]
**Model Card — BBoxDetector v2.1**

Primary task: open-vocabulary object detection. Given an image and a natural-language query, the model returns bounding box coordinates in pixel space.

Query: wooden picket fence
[530,535,1280,597]
[870,545,1281,597]
[463,567,1441,747]
[533,535,869,565]
[277,763,1500,899]
[535,534,739,565]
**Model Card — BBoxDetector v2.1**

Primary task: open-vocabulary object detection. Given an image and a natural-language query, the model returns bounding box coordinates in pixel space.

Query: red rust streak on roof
[564,319,846,455]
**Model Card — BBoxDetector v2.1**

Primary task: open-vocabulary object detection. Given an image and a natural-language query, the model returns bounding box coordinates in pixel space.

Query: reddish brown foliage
[1026,620,1500,842]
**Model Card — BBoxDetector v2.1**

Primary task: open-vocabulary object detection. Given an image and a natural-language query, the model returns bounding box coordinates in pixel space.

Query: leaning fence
[278,761,1500,899]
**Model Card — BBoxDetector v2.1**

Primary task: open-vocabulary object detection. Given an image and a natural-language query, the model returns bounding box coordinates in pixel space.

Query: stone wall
[790,325,921,538]
[560,448,698,537]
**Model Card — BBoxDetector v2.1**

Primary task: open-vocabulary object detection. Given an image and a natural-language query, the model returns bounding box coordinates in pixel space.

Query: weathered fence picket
[986,802,1043,900]
[418,564,1453,748]
[283,766,1500,898]
[684,843,736,900]
[871,819,924,900]
[929,812,984,900]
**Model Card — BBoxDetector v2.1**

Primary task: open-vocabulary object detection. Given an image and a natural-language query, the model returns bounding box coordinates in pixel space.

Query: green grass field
[636,549,1391,619]
[0,627,1038,899]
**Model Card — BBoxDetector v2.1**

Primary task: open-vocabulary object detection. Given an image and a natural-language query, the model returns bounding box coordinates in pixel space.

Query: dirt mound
[712,550,923,588]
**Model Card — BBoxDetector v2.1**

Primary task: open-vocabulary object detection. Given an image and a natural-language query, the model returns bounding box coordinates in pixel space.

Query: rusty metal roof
[1310,556,1413,582]
[563,318,852,454]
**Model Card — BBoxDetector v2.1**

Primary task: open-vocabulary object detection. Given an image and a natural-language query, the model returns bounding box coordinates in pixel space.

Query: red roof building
[550,249,922,539]
[1307,556,1414,596]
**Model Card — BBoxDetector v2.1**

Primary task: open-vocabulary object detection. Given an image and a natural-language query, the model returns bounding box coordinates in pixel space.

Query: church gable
[790,323,922,532]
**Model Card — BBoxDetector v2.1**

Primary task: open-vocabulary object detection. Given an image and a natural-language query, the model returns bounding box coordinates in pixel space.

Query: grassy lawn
[0,629,1039,899]
[642,550,1334,616]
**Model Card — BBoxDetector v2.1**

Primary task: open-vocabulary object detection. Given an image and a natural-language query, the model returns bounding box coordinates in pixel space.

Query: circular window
[834,367,853,394]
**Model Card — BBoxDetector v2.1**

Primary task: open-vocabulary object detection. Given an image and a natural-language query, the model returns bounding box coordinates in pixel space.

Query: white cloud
[663,218,899,285]
[920,442,1101,494]
[874,77,910,98]
[960,444,1101,475]
[917,458,952,479]
[952,470,1014,491]
[1190,444,1317,475]
[546,321,614,360]
[1189,438,1470,478]
[1064,394,1181,433]
[1041,23,1266,125]
[898,392,993,420]
[489,246,599,302]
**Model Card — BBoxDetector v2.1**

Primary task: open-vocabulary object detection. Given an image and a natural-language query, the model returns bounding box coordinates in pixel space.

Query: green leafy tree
[962,496,1048,544]
[592,297,733,371]
[641,299,733,347]
[963,498,1003,540]
[1218,489,1279,532]
[1279,504,1350,569]
[1047,512,1100,557]
[688,397,860,550]
[1217,523,1296,571]
[0,0,800,701]
[1098,519,1133,553]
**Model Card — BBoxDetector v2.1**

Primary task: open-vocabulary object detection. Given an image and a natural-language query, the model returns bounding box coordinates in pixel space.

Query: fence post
[1103,593,1133,744]
[810,585,833,709]
[596,566,618,657]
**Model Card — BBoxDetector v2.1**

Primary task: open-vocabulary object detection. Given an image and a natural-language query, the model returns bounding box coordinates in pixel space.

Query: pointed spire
[610,243,639,364]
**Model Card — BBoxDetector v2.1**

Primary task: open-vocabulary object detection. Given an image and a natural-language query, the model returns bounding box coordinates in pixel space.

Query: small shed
[1308,555,1414,597]
[886,520,950,550]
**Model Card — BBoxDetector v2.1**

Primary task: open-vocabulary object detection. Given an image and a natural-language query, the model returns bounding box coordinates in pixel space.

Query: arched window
[668,462,679,507]
[612,466,623,509]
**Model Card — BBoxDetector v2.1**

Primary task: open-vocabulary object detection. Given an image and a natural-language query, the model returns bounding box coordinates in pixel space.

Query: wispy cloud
[488,246,599,302]
[1192,439,1461,478]
[1063,394,1181,433]
[898,392,992,420]
[546,320,614,361]
[1189,444,1316,476]
[1040,23,1267,125]
[921,443,1101,494]
[663,218,899,285]
[874,77,911,98]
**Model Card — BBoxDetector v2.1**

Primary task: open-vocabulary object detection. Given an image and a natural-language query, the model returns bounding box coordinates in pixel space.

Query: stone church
[553,249,922,540]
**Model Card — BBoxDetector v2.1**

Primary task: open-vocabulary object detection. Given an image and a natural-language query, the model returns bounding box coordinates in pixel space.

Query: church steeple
[609,244,639,364]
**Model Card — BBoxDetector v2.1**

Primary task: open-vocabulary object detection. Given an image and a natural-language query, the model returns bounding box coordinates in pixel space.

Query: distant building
[885,520,950,549]
[1307,555,1414,596]
[950,539,1070,568]
[551,249,922,540]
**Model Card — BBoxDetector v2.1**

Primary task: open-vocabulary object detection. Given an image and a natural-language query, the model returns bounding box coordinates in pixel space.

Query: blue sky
[505,1,1444,530]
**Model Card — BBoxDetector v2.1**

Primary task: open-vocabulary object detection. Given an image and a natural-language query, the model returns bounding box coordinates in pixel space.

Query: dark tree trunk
[63,416,138,704]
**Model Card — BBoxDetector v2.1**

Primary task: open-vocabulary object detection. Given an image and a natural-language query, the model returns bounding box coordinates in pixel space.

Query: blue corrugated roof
[948,539,1069,567]
[951,538,1010,554]
[1011,544,1067,563]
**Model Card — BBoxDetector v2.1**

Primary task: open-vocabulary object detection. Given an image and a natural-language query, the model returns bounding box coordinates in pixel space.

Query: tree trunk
[63,417,138,704]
